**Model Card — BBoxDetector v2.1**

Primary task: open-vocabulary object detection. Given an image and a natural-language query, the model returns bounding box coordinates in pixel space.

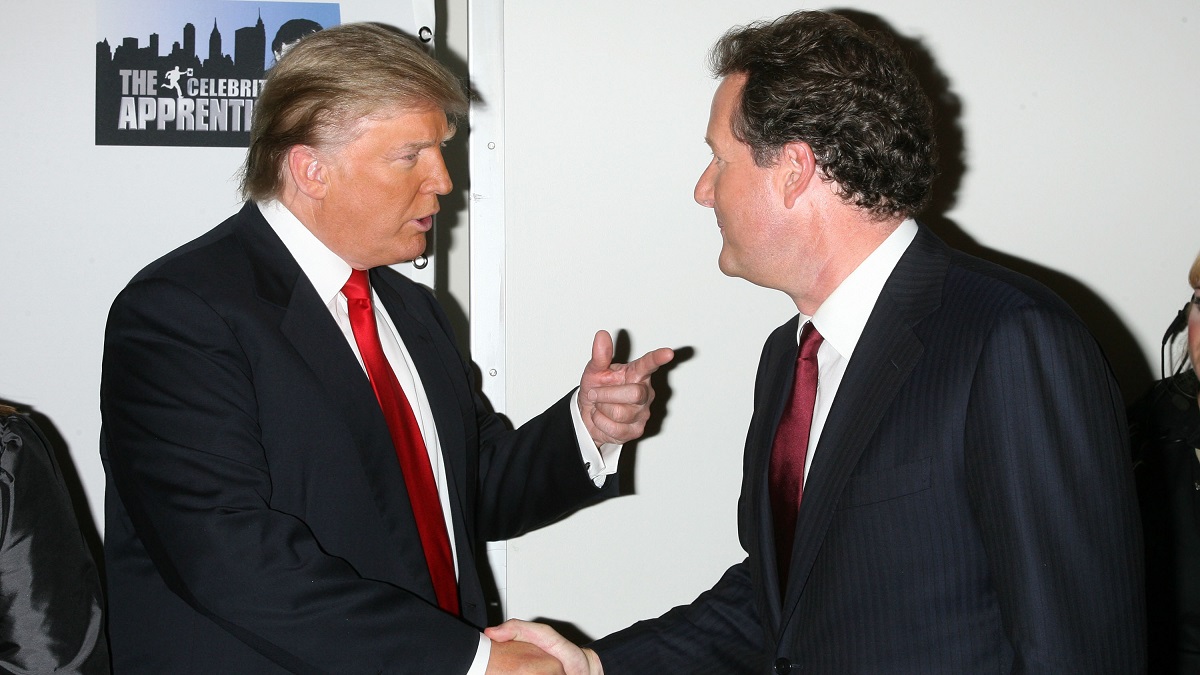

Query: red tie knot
[800,323,823,361]
[342,268,372,302]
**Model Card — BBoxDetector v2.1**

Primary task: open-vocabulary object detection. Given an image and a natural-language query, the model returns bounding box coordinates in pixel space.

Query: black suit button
[774,657,791,674]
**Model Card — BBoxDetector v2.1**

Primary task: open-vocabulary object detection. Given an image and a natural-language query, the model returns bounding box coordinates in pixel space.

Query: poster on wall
[96,1,341,147]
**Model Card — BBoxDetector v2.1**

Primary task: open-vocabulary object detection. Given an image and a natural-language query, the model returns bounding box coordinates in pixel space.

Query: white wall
[1,0,1195,646]
[495,0,1200,639]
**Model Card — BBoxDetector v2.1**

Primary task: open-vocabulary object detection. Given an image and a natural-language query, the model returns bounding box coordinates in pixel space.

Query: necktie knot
[799,323,823,362]
[342,268,371,303]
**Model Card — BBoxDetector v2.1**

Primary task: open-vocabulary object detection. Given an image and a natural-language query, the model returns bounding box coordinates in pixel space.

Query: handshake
[485,620,604,675]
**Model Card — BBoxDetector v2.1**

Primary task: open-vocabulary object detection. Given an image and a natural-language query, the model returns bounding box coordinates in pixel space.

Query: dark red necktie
[769,322,823,592]
[342,269,459,615]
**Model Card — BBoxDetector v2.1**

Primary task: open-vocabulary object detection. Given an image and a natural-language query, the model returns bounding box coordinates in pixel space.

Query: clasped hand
[484,620,603,675]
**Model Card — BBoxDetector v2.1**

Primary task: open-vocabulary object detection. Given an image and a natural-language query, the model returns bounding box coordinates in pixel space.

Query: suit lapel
[776,227,949,633]
[745,316,802,632]
[233,206,424,562]
[370,272,470,520]
[370,271,481,599]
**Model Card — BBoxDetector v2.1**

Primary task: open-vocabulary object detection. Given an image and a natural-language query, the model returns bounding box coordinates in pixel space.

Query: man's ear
[286,145,328,200]
[778,141,817,209]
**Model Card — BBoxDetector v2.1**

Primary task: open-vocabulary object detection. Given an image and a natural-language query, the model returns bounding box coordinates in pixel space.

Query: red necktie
[342,269,459,615]
[769,322,823,592]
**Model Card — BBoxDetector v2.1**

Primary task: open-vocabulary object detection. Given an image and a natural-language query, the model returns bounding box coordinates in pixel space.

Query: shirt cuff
[570,388,623,487]
[466,633,491,675]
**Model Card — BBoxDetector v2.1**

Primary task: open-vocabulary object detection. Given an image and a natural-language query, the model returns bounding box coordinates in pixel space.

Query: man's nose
[694,161,716,208]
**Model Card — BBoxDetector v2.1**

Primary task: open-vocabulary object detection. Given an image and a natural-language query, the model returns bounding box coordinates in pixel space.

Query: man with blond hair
[101,23,672,674]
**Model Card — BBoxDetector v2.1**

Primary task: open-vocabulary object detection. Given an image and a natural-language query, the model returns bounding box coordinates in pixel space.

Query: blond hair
[240,22,468,200]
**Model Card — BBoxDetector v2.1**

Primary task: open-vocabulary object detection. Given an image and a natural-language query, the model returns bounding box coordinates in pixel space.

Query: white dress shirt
[259,199,616,673]
[798,219,917,483]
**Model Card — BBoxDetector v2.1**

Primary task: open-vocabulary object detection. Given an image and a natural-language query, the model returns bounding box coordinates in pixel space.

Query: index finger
[625,347,675,382]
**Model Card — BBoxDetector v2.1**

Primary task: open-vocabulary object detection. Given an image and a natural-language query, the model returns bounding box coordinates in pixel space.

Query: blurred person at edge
[1129,249,1200,674]
[0,404,109,674]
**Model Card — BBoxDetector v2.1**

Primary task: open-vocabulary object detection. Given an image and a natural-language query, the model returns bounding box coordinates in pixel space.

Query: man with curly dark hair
[490,10,1144,673]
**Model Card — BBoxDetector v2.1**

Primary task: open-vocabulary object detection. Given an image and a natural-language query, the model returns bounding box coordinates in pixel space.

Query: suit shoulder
[115,204,285,311]
[127,207,256,291]
[902,247,1105,370]
[942,248,1081,324]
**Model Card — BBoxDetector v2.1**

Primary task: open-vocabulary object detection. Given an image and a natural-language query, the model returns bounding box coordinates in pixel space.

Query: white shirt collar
[800,219,918,357]
[258,199,353,304]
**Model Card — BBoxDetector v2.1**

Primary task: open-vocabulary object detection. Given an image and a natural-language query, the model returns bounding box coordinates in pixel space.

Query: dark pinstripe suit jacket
[593,226,1145,674]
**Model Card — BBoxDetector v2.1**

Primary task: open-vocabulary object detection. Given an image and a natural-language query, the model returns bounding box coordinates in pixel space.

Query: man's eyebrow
[393,138,439,154]
[389,128,456,157]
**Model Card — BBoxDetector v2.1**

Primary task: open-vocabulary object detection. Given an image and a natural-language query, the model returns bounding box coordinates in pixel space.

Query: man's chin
[717,253,739,279]
[401,235,427,264]
[373,241,427,268]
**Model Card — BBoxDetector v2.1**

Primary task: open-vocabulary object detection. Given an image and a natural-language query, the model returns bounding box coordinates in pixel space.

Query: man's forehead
[363,106,454,137]
[716,72,748,96]
[705,80,740,147]
[714,75,745,111]
[366,101,451,123]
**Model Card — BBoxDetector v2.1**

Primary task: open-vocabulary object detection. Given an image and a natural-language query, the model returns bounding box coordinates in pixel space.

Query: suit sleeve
[401,281,615,542]
[473,389,614,541]
[102,278,480,675]
[962,303,1145,673]
[590,559,765,674]
[587,327,795,674]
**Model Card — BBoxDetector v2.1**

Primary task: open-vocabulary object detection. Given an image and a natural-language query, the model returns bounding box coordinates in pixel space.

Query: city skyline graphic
[96,1,340,147]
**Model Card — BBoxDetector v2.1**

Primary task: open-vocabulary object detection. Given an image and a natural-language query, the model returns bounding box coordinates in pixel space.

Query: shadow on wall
[835,9,1153,405]
[431,0,472,356]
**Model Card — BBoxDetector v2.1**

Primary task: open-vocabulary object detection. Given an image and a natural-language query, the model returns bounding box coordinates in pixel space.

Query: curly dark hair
[710,11,937,220]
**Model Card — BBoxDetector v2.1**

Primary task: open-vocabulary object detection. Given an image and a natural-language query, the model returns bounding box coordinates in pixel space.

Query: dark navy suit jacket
[594,226,1145,673]
[101,202,611,673]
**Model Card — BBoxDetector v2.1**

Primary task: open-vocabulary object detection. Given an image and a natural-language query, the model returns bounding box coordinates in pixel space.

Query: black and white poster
[96,1,341,146]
